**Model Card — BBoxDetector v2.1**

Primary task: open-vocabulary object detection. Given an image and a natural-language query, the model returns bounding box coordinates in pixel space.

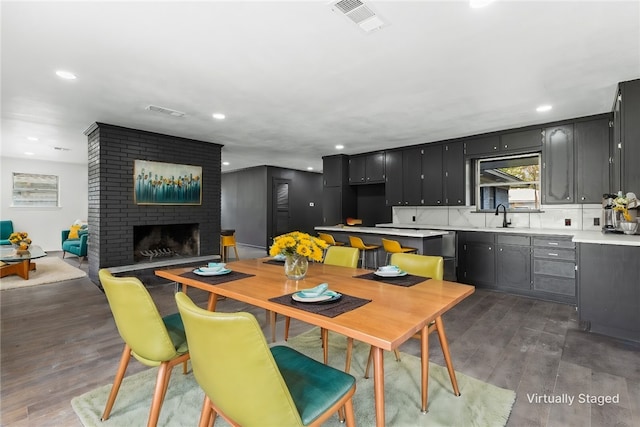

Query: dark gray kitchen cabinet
[543,124,574,204]
[443,141,465,206]
[532,237,576,304]
[402,147,423,205]
[612,79,640,194]
[385,148,422,205]
[578,243,640,344]
[458,232,496,287]
[575,116,611,203]
[500,128,543,152]
[422,144,444,205]
[323,154,348,187]
[322,155,356,225]
[349,152,385,184]
[497,235,531,291]
[384,150,404,206]
[463,135,499,157]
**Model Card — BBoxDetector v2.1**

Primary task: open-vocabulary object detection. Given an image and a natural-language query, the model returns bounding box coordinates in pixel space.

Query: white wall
[1,156,88,251]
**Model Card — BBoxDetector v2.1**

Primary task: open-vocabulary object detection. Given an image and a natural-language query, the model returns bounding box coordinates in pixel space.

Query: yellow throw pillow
[68,225,82,239]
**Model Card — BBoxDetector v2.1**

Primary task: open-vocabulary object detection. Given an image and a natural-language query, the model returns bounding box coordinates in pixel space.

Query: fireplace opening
[133,223,200,263]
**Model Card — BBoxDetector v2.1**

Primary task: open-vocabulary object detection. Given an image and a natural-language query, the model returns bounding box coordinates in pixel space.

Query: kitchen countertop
[315,225,449,239]
[375,223,640,247]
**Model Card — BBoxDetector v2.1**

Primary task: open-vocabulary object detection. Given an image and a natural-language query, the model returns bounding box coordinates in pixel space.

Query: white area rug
[0,257,86,290]
[72,329,516,427]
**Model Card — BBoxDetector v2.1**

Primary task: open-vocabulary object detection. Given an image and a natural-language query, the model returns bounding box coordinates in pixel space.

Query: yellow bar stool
[348,235,380,269]
[381,238,417,265]
[317,232,344,246]
[220,230,239,262]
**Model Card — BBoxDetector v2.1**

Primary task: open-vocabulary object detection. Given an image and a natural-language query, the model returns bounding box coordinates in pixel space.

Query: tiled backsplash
[393,204,604,231]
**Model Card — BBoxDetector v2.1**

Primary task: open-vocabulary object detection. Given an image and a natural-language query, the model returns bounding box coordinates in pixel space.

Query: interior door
[273,179,291,236]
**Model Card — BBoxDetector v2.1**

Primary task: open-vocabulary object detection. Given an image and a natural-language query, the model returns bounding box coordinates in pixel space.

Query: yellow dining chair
[348,235,381,269]
[175,292,356,427]
[220,230,239,262]
[362,253,460,401]
[381,238,418,265]
[283,246,360,345]
[98,269,190,427]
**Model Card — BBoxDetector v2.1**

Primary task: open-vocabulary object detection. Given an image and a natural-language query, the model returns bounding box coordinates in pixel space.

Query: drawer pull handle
[548,253,559,256]
[548,242,559,246]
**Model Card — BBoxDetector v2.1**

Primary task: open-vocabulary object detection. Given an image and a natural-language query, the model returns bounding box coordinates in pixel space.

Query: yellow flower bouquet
[9,231,32,250]
[613,192,638,222]
[269,231,328,262]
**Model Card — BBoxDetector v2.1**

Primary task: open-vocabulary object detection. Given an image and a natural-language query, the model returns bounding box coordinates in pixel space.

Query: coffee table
[0,245,47,280]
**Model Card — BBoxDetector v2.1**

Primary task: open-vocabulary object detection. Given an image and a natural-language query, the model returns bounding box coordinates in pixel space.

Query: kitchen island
[315,225,451,274]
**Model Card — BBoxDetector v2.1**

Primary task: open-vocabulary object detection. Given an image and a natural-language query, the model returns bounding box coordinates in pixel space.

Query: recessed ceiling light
[212,113,226,120]
[335,145,345,150]
[25,152,35,156]
[536,105,553,112]
[307,167,314,171]
[27,136,39,141]
[222,161,230,166]
[55,70,77,80]
[470,0,496,8]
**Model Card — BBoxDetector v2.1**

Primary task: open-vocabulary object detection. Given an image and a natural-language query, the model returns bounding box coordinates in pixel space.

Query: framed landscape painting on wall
[134,160,202,205]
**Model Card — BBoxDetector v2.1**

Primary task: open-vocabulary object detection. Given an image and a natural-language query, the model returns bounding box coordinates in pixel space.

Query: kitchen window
[12,172,60,207]
[476,153,541,211]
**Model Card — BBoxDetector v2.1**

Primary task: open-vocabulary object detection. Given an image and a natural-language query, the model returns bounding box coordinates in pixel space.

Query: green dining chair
[99,269,190,427]
[175,292,356,427]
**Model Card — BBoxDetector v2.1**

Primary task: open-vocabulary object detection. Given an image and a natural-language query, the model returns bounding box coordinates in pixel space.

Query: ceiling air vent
[146,105,186,117]
[329,0,386,33]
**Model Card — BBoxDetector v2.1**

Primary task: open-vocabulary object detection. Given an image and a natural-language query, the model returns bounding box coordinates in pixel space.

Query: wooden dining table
[156,258,474,427]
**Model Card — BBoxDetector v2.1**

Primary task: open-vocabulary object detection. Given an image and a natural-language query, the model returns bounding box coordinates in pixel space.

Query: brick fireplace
[85,123,222,284]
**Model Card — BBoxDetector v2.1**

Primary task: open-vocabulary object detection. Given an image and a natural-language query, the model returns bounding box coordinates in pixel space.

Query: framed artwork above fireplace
[134,160,202,205]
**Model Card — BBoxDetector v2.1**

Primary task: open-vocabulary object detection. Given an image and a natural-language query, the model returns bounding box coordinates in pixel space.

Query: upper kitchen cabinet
[384,147,422,205]
[443,141,465,206]
[421,142,465,206]
[323,154,349,187]
[422,144,444,205]
[322,154,356,225]
[500,128,543,152]
[348,151,385,184]
[463,135,499,157]
[575,116,612,203]
[612,79,640,194]
[543,123,574,204]
[464,129,542,158]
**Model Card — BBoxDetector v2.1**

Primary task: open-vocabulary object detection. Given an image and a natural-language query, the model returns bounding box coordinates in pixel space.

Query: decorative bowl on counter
[620,221,638,235]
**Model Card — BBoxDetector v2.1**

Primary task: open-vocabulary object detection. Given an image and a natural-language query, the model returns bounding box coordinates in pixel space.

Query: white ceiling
[2,0,639,173]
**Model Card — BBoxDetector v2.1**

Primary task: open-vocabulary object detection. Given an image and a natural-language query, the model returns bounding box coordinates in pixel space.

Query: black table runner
[179,270,255,285]
[268,293,371,318]
[353,272,429,287]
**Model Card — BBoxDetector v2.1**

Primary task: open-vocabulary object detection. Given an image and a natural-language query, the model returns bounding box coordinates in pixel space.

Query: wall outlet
[594,217,600,226]
[565,218,571,226]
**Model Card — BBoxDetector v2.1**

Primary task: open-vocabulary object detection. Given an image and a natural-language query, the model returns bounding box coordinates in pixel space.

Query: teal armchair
[62,228,88,264]
[1,220,13,245]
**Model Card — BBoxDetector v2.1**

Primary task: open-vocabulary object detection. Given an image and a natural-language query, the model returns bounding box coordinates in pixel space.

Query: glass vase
[284,254,308,280]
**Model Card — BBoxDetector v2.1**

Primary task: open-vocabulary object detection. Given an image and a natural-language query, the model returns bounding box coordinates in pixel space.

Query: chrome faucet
[495,203,511,228]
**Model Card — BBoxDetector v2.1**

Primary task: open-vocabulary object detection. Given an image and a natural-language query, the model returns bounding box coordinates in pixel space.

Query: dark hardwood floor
[1,247,639,426]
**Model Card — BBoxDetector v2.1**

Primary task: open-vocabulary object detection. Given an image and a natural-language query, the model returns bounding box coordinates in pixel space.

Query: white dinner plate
[292,292,342,303]
[374,270,407,278]
[193,268,232,276]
